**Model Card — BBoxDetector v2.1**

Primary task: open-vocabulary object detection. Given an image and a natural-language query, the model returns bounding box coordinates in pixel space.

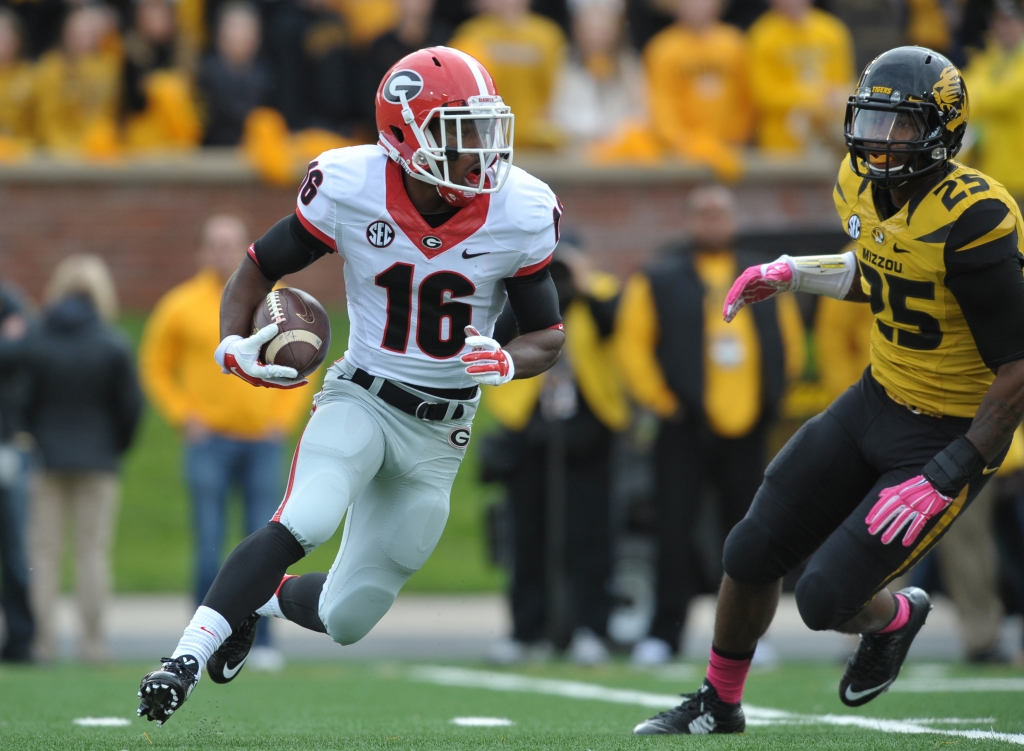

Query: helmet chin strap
[398,90,450,187]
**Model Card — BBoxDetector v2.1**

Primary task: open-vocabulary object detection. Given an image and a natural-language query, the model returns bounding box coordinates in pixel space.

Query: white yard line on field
[410,666,1024,745]
[450,717,515,727]
[72,717,132,727]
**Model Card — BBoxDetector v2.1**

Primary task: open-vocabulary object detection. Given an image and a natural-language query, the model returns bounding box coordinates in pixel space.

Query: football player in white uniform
[138,47,566,725]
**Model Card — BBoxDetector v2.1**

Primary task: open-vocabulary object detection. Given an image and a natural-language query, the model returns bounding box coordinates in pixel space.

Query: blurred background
[1,0,1023,671]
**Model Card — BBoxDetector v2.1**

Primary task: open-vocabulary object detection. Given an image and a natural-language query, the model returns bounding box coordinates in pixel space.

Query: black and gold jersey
[833,157,1024,418]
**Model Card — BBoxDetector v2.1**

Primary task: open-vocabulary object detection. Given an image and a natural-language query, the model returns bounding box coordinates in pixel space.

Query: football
[251,287,331,377]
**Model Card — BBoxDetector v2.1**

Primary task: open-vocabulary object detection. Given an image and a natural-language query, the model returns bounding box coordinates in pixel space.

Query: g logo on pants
[448,427,471,449]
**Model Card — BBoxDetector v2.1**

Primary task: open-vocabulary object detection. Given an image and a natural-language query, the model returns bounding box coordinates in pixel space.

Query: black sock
[201,522,305,631]
[279,573,328,633]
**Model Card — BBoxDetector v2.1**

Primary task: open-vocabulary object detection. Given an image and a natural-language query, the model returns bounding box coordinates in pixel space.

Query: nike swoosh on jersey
[462,249,490,259]
[844,679,893,702]
[892,244,910,253]
[983,465,1000,475]
[222,659,246,680]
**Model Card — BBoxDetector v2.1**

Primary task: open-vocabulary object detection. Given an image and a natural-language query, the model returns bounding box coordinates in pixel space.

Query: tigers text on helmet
[375,47,514,208]
[844,46,968,190]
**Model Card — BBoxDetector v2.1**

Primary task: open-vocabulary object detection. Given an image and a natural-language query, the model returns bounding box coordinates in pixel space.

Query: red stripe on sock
[275,574,298,597]
[705,647,751,704]
[877,593,910,634]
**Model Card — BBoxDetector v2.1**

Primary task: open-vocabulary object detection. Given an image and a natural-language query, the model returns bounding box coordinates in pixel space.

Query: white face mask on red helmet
[375,47,515,208]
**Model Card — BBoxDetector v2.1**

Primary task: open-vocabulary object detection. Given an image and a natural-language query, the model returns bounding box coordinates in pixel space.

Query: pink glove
[722,261,794,322]
[865,476,953,547]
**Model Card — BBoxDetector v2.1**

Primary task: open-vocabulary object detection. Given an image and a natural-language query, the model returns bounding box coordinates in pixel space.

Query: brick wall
[0,165,836,310]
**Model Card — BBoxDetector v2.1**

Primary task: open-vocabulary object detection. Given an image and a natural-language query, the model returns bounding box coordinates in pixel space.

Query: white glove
[460,325,515,386]
[214,323,309,389]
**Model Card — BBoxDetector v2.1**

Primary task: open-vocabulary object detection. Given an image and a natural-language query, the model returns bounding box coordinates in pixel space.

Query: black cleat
[137,655,200,725]
[839,586,932,707]
[207,613,260,685]
[633,678,745,735]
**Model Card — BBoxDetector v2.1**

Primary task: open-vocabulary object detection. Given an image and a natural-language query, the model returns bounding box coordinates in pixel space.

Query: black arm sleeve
[503,267,562,334]
[944,199,1024,370]
[946,256,1024,370]
[250,213,335,281]
[492,303,519,346]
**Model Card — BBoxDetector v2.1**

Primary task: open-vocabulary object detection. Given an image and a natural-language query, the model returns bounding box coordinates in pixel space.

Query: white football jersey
[296,144,561,389]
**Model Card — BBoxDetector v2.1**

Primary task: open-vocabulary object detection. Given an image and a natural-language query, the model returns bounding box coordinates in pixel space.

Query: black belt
[346,368,468,421]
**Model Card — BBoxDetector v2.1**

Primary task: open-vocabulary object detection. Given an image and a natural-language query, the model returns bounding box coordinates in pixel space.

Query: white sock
[256,574,295,619]
[171,606,232,674]
[256,592,284,619]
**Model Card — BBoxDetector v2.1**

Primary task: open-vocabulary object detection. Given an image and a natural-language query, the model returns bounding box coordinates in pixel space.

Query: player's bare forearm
[505,328,565,379]
[220,258,275,339]
[966,358,1024,462]
[842,267,870,302]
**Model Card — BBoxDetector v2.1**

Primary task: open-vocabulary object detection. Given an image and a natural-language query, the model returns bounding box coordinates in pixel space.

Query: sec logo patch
[448,427,471,449]
[847,214,861,239]
[367,221,394,248]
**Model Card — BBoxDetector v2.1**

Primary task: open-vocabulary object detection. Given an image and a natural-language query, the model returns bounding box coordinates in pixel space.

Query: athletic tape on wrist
[785,251,857,299]
[923,435,987,498]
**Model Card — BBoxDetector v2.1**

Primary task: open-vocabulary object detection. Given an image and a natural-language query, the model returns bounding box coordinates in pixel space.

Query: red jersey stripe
[296,209,338,252]
[514,253,553,277]
[384,160,489,260]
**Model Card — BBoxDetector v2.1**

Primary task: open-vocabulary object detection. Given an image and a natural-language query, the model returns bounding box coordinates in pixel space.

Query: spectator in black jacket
[0,280,33,662]
[265,0,357,134]
[198,1,271,146]
[357,0,451,130]
[11,255,143,662]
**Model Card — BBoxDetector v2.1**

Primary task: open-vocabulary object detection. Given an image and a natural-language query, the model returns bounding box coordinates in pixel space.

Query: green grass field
[1,660,1023,750]
[110,311,503,595]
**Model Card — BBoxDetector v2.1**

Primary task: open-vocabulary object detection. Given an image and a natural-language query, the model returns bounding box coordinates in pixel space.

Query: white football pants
[273,359,476,645]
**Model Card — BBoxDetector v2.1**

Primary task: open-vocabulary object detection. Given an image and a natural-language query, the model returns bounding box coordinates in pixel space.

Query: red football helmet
[376,46,514,207]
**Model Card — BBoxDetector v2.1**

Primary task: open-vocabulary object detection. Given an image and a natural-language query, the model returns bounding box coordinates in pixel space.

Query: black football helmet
[845,46,968,189]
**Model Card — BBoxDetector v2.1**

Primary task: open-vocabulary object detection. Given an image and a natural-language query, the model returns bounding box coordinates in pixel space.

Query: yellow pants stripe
[880,484,970,589]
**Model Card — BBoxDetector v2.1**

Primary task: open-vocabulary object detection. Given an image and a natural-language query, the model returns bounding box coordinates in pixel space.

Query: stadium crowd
[0,0,1020,189]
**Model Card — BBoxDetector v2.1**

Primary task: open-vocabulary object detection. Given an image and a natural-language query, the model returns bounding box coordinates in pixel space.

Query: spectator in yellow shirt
[0,10,33,160]
[33,7,122,156]
[814,286,873,404]
[450,0,567,148]
[965,0,1024,199]
[643,0,753,179]
[616,186,805,664]
[139,214,313,670]
[335,0,399,47]
[747,0,854,154]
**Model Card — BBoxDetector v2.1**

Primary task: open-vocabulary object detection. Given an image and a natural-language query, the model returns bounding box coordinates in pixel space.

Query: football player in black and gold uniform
[633,46,1024,735]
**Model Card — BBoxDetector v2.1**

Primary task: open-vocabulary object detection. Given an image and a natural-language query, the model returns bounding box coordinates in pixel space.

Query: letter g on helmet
[382,70,424,104]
